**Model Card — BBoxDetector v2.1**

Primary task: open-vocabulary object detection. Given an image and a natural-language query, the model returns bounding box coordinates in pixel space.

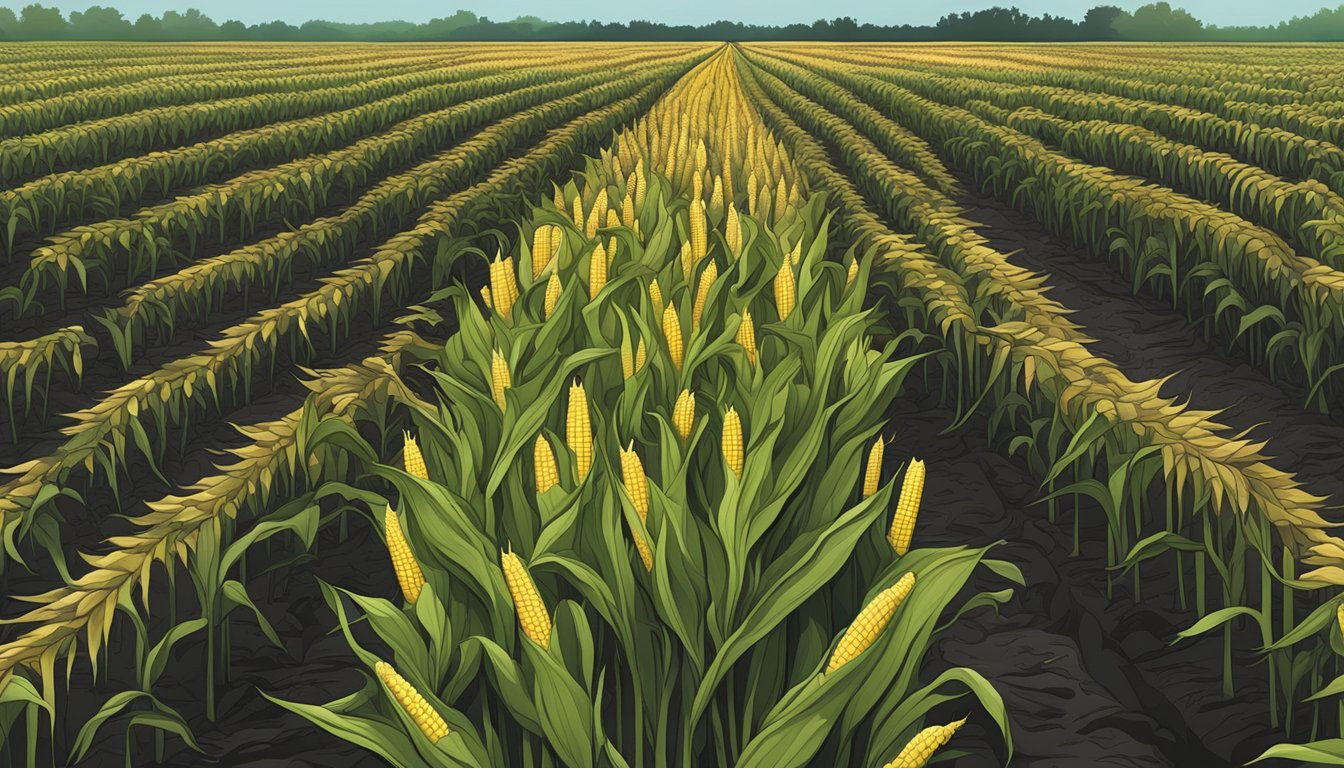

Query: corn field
[2,40,1344,767]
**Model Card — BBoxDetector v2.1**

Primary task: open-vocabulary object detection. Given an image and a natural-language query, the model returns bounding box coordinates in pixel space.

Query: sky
[32,0,1338,28]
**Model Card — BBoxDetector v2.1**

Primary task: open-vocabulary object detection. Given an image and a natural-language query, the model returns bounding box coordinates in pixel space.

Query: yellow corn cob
[567,381,592,480]
[709,175,724,220]
[690,200,708,262]
[747,172,759,214]
[774,181,788,222]
[863,437,885,498]
[490,349,510,411]
[847,258,859,287]
[622,195,635,227]
[491,256,517,319]
[736,310,757,366]
[673,389,695,441]
[376,661,450,743]
[725,204,742,258]
[534,435,559,493]
[649,279,664,316]
[635,160,647,208]
[774,261,796,321]
[532,226,552,281]
[608,234,619,263]
[572,194,584,229]
[692,172,704,204]
[544,274,562,319]
[882,718,967,768]
[634,337,647,372]
[606,209,620,230]
[620,444,654,571]
[585,206,602,241]
[722,407,743,478]
[553,185,565,211]
[481,285,492,310]
[680,241,694,280]
[384,505,425,604]
[887,459,926,555]
[589,189,608,240]
[403,432,429,480]
[692,260,717,331]
[621,336,635,380]
[695,138,708,174]
[826,572,916,673]
[589,243,608,300]
[787,239,801,270]
[502,549,552,649]
[662,304,684,372]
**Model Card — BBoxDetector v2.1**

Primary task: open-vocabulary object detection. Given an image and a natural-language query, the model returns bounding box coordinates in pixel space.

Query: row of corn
[274,49,1012,768]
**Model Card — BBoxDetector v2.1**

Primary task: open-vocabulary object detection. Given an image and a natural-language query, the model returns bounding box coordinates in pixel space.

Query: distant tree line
[2,2,1344,42]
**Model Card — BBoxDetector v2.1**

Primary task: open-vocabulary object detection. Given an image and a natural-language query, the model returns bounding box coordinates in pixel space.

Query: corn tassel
[376,661,450,743]
[887,459,926,555]
[384,505,425,604]
[502,549,552,649]
[826,572,916,673]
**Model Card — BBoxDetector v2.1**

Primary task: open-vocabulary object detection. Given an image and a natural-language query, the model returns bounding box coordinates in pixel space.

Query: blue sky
[33,0,1336,28]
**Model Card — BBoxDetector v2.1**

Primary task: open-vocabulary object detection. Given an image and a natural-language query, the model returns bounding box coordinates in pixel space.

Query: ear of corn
[481,285,493,311]
[552,185,564,211]
[376,661,450,743]
[649,279,664,317]
[634,158,646,208]
[775,259,796,321]
[403,432,429,480]
[622,194,635,227]
[736,310,757,366]
[826,572,916,673]
[384,505,425,604]
[722,407,743,478]
[725,203,742,257]
[662,304,684,372]
[490,255,519,319]
[692,260,718,331]
[709,175,724,220]
[690,200,708,262]
[846,258,859,287]
[531,226,552,281]
[589,243,608,299]
[571,194,584,228]
[673,389,695,441]
[887,459,926,556]
[863,437,884,498]
[881,717,966,768]
[680,241,695,280]
[502,549,552,649]
[634,337,647,372]
[490,349,510,411]
[621,337,635,380]
[619,444,655,571]
[567,381,592,481]
[534,435,559,494]
[544,274,562,319]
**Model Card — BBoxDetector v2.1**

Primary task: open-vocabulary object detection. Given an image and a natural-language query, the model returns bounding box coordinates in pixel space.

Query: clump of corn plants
[272,157,1015,767]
